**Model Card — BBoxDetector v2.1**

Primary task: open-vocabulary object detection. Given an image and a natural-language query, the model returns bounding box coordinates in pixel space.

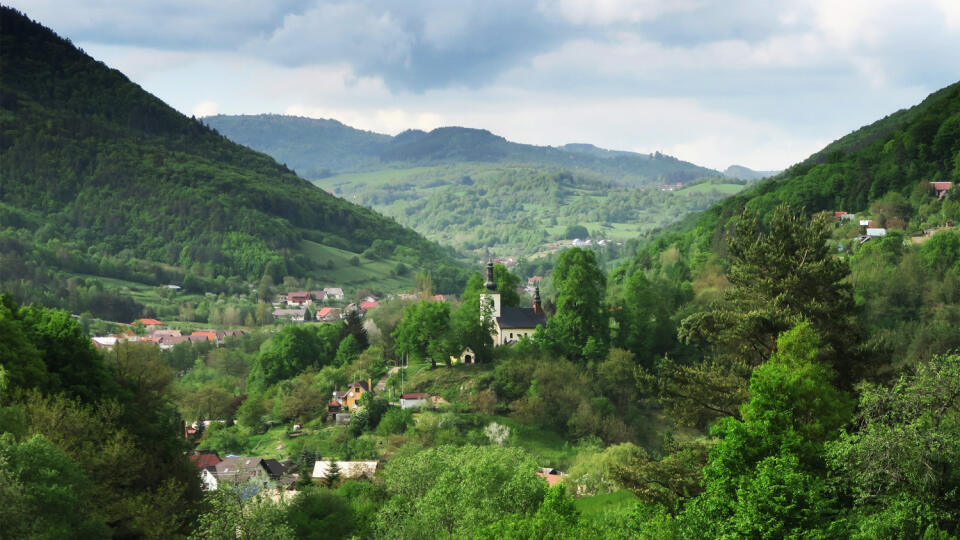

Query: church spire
[533,285,543,314]
[484,261,497,291]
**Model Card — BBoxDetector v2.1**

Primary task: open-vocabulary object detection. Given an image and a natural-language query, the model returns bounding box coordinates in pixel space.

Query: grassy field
[298,239,414,293]
[575,490,640,515]
[676,182,745,195]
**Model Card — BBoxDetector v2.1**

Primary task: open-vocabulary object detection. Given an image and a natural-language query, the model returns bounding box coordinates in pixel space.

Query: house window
[510,332,514,339]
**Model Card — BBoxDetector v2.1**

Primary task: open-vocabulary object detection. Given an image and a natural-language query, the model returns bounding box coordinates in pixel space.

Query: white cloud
[192,101,219,117]
[538,0,701,25]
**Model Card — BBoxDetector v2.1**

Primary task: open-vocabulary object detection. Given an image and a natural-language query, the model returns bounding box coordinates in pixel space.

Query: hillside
[320,166,743,257]
[204,114,721,186]
[0,7,467,317]
[630,79,960,267]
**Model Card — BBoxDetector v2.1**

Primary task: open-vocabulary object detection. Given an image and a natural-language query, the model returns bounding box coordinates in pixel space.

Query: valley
[2,4,960,539]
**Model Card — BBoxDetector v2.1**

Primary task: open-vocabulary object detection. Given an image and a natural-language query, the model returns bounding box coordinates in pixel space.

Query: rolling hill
[0,7,468,318]
[204,114,722,186]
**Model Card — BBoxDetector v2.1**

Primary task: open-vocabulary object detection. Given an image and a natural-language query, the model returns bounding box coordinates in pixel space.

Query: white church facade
[479,262,547,346]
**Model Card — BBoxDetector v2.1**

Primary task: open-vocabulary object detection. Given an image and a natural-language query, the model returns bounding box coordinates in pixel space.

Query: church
[480,262,547,346]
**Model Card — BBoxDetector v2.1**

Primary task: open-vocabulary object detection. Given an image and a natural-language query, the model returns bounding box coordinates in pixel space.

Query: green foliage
[827,354,960,535]
[190,489,293,540]
[0,433,111,538]
[391,300,453,368]
[0,7,465,310]
[375,445,548,538]
[682,323,853,537]
[543,247,609,363]
[286,487,356,540]
[246,324,341,393]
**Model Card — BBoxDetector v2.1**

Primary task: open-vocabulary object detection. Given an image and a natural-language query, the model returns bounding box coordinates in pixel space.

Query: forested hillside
[205,114,721,186]
[333,167,744,255]
[0,7,467,318]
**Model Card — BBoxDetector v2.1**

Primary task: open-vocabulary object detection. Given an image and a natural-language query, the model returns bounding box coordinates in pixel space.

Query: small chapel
[480,262,547,346]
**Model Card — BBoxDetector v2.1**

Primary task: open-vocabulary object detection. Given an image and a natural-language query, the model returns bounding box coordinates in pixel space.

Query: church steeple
[484,261,498,292]
[533,286,543,314]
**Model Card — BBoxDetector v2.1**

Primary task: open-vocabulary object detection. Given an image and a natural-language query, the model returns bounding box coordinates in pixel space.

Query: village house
[931,181,954,199]
[312,460,378,481]
[191,330,218,343]
[333,380,372,410]
[310,290,327,302]
[151,329,182,338]
[315,307,340,322]
[537,467,567,488]
[323,287,345,301]
[132,318,163,331]
[287,292,312,306]
[273,307,306,322]
[207,457,273,491]
[480,262,547,346]
[400,393,431,409]
[359,300,380,312]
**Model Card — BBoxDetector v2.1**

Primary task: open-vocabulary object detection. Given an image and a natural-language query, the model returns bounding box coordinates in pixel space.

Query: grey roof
[262,459,286,479]
[215,457,268,484]
[496,307,547,329]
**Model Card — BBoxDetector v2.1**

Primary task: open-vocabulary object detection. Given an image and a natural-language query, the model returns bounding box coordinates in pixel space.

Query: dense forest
[205,114,722,186]
[0,7,469,318]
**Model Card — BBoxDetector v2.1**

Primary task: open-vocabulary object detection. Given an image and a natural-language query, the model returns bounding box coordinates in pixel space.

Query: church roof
[496,307,547,329]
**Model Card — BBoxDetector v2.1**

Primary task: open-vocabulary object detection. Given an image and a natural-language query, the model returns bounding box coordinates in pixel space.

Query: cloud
[192,101,219,117]
[10,0,960,171]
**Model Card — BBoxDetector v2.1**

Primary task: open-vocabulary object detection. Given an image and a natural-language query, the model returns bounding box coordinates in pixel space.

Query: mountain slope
[0,7,465,300]
[629,79,960,270]
[204,115,721,185]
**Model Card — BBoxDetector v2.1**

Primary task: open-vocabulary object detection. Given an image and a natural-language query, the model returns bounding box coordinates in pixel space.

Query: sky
[9,0,960,171]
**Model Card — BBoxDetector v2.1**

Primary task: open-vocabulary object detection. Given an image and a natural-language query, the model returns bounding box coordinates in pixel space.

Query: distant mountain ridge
[204,114,722,186]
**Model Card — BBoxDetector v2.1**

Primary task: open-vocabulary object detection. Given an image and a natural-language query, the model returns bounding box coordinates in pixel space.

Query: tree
[681,323,854,538]
[826,354,960,537]
[391,300,453,369]
[334,334,362,366]
[287,487,356,539]
[0,433,110,538]
[542,247,609,363]
[657,205,862,423]
[493,263,521,307]
[340,309,369,351]
[190,489,293,540]
[325,460,341,487]
[680,205,860,378]
[375,445,547,538]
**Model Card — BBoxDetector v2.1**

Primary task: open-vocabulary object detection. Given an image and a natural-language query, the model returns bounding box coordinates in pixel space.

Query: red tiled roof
[189,454,222,469]
[359,301,379,311]
[134,318,163,326]
[537,472,564,487]
[528,276,543,283]
[401,393,430,399]
[317,307,336,317]
[191,331,217,341]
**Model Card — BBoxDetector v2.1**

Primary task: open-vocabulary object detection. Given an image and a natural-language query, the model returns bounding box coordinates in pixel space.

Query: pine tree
[325,460,341,487]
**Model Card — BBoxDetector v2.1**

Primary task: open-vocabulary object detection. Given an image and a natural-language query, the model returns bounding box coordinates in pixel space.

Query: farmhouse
[480,262,547,346]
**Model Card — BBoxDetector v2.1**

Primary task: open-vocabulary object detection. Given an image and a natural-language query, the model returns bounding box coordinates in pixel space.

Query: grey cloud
[247,0,575,91]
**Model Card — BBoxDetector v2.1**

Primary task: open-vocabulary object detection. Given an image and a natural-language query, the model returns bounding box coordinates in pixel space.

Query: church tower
[480,261,501,319]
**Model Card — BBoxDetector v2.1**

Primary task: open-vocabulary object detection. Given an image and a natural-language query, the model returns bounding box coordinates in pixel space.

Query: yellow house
[333,380,372,410]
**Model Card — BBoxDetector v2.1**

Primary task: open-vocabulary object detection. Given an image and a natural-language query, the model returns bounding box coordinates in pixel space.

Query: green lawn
[575,490,639,516]
[299,239,414,293]
[676,182,745,195]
